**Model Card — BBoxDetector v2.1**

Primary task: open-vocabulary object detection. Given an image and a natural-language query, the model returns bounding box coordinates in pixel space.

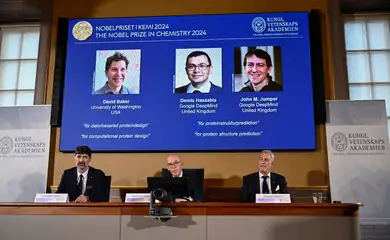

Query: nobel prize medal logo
[331,132,348,152]
[0,136,13,154]
[252,17,267,33]
[72,21,93,41]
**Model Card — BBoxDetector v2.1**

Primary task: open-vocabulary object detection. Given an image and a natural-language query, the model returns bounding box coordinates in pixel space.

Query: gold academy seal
[72,21,93,41]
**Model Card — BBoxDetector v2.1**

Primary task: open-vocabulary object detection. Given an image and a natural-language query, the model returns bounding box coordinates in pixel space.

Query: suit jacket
[240,172,288,203]
[175,82,222,93]
[56,166,107,202]
[162,169,205,202]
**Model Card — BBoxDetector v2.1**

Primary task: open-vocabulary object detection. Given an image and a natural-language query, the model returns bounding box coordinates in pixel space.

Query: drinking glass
[317,192,323,203]
[312,192,318,203]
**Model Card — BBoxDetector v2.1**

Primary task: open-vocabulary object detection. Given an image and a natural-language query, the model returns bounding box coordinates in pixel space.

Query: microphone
[84,186,93,196]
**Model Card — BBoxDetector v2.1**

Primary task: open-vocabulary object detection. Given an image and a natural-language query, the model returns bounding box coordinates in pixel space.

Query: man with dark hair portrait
[93,52,134,95]
[56,145,108,202]
[175,50,222,94]
[239,49,282,92]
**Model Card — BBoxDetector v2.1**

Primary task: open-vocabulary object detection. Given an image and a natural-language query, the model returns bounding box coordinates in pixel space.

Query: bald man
[240,150,288,202]
[163,155,204,202]
[166,154,184,177]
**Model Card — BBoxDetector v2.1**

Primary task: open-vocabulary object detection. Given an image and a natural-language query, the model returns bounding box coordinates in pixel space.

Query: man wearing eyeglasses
[240,150,288,202]
[162,154,204,202]
[175,51,222,93]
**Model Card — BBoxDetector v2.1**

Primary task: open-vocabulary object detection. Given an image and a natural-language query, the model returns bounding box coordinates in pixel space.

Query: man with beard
[240,150,288,202]
[57,145,108,202]
[175,51,222,94]
[93,52,134,95]
[239,49,282,92]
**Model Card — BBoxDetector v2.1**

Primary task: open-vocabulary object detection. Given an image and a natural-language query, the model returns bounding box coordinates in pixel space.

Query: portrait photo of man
[93,50,141,95]
[175,49,222,94]
[233,46,283,92]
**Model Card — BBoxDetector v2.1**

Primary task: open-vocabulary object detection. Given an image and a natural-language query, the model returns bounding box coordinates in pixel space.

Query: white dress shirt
[77,169,89,195]
[173,171,183,178]
[259,172,271,194]
[186,80,211,93]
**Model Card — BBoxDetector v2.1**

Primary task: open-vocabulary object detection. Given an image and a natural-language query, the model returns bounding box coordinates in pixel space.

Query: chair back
[104,175,112,202]
[161,168,205,202]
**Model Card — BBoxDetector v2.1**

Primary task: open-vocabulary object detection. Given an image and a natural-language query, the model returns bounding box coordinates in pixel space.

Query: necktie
[262,176,270,194]
[193,90,201,93]
[78,175,83,196]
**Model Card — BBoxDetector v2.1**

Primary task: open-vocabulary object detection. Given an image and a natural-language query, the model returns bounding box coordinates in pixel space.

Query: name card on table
[125,193,150,203]
[255,194,291,203]
[34,193,69,203]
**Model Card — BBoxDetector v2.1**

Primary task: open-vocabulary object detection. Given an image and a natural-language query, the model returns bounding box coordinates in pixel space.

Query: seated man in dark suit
[175,51,222,94]
[162,154,204,202]
[241,150,288,203]
[57,145,107,203]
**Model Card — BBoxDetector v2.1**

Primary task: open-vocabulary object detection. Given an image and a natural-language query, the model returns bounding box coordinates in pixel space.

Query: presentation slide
[59,12,316,151]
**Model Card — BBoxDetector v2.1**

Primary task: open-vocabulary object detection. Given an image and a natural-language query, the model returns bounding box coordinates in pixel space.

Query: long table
[0,202,361,240]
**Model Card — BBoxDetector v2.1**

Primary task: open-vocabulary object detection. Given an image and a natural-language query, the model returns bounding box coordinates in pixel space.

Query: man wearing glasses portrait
[175,51,222,94]
[162,154,205,202]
